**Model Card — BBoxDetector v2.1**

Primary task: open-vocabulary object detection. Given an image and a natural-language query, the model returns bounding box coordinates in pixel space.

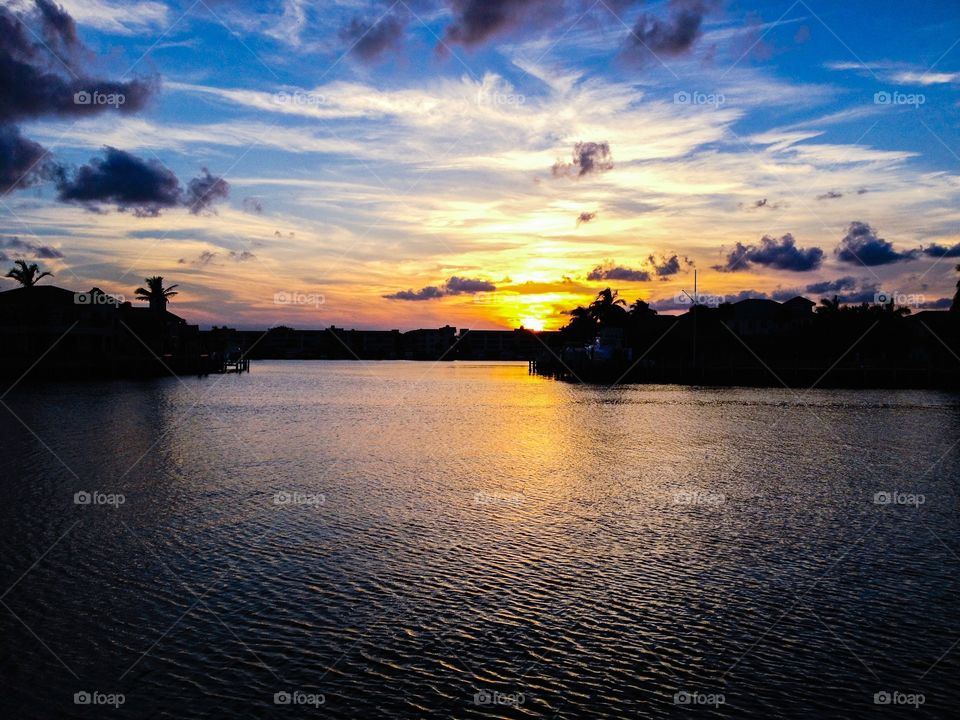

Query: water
[1,361,958,718]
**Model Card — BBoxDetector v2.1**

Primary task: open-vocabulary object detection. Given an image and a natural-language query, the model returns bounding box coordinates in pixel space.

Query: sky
[1,0,959,330]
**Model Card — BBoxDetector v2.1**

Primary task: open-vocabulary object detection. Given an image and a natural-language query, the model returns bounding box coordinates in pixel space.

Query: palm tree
[135,276,178,312]
[5,260,53,287]
[588,288,627,324]
[629,298,657,319]
[817,295,841,315]
[952,264,960,313]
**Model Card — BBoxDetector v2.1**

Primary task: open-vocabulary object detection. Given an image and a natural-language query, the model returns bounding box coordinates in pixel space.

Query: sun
[519,316,546,332]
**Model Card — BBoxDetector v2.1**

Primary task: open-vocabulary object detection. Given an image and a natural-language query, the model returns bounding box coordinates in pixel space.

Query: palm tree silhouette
[5,260,53,287]
[135,276,179,312]
[629,298,657,319]
[952,264,960,313]
[817,295,841,315]
[588,288,627,323]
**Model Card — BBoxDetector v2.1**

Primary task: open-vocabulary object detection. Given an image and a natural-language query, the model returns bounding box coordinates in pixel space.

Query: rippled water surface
[1,361,959,718]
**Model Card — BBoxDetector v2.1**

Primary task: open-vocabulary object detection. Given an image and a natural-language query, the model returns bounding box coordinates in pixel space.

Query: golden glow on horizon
[519,316,546,332]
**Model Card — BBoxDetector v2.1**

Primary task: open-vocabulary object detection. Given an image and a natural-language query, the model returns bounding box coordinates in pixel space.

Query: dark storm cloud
[587,264,651,282]
[56,147,182,216]
[921,242,960,258]
[0,0,155,195]
[340,13,406,61]
[442,0,564,47]
[384,275,496,300]
[56,148,230,217]
[0,235,63,259]
[0,1,154,125]
[715,234,824,273]
[835,222,919,266]
[624,0,708,63]
[577,211,597,225]
[0,125,56,194]
[805,276,857,294]
[552,142,614,179]
[647,253,693,278]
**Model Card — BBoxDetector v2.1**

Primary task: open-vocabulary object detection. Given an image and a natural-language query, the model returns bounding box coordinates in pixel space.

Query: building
[0,285,207,378]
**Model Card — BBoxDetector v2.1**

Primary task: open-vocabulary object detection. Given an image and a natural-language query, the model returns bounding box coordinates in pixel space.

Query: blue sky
[2,0,959,329]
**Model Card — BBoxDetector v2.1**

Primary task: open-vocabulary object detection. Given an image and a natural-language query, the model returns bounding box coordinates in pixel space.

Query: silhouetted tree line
[542,279,960,388]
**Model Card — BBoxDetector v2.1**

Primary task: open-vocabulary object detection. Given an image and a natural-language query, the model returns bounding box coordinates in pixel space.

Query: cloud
[740,198,784,211]
[383,286,446,301]
[0,0,155,194]
[552,141,614,178]
[0,125,56,194]
[921,242,960,258]
[230,250,256,262]
[805,276,857,294]
[56,0,169,35]
[917,297,953,309]
[0,235,63,259]
[56,148,229,216]
[889,71,959,86]
[384,275,495,300]
[587,263,651,282]
[835,221,919,266]
[442,0,563,47]
[727,289,771,302]
[836,286,882,304]
[340,13,406,61]
[817,190,843,200]
[576,211,597,226]
[184,168,231,215]
[623,0,708,63]
[242,196,263,214]
[56,147,182,216]
[648,253,693,278]
[445,276,496,294]
[715,233,824,272]
[0,2,154,124]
